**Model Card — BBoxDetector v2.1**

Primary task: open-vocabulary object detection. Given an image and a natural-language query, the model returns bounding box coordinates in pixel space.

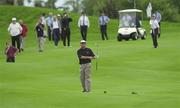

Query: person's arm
[87,17,90,27]
[80,56,95,60]
[8,24,11,32]
[78,17,81,27]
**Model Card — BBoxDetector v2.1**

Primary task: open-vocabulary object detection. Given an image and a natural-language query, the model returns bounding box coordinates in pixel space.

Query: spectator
[19,19,28,52]
[8,17,22,52]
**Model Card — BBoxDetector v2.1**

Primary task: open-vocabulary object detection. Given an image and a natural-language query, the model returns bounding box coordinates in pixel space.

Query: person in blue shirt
[46,12,53,41]
[99,12,110,40]
[155,11,162,38]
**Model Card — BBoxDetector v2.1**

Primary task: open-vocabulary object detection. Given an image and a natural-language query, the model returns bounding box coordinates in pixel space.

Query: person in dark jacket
[61,13,72,47]
[35,18,45,52]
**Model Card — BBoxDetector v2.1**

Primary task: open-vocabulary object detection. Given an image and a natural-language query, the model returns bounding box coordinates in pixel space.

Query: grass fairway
[0,6,180,108]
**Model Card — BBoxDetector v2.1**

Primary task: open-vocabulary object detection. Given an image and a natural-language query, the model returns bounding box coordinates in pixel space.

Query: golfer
[77,40,95,93]
[8,17,22,52]
[78,12,90,41]
[150,14,160,48]
[99,12,110,40]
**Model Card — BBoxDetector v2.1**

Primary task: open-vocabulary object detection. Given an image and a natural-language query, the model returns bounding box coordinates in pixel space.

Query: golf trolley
[117,9,146,41]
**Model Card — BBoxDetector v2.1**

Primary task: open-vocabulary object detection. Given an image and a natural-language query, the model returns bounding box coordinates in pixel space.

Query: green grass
[0,5,180,108]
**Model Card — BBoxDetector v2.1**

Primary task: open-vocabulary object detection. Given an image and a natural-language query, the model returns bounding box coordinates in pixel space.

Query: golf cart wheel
[141,32,147,40]
[117,35,122,41]
[132,33,138,40]
[125,38,129,41]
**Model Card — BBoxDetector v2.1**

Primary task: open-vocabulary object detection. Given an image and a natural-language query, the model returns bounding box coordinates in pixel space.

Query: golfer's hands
[89,56,95,60]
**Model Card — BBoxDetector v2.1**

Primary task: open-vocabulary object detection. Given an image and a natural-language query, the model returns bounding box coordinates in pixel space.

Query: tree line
[0,0,180,22]
[81,0,180,22]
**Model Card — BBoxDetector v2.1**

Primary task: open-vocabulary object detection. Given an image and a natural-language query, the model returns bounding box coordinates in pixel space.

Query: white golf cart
[117,9,146,41]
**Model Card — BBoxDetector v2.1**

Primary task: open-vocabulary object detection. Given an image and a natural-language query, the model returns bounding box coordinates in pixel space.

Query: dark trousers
[48,26,53,41]
[62,28,71,46]
[7,57,15,63]
[53,28,60,46]
[100,25,108,40]
[151,28,159,48]
[158,22,161,38]
[11,35,20,52]
[80,26,88,41]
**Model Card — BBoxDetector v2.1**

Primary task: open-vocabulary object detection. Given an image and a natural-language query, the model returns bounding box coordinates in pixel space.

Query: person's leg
[104,25,108,40]
[151,31,158,48]
[16,35,21,52]
[80,64,86,92]
[38,37,41,51]
[63,30,67,46]
[11,36,16,47]
[158,22,161,38]
[7,57,15,63]
[67,28,71,47]
[48,26,51,41]
[84,63,91,92]
[84,26,88,41]
[53,29,58,46]
[20,37,25,51]
[80,26,85,40]
[100,26,105,40]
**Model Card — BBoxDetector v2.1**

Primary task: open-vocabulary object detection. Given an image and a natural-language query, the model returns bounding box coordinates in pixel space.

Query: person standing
[5,42,19,63]
[8,17,22,52]
[77,40,96,93]
[35,18,45,52]
[46,12,53,41]
[150,14,160,48]
[41,13,47,37]
[61,13,72,47]
[19,19,28,52]
[57,14,62,42]
[52,16,61,47]
[99,12,110,40]
[155,11,162,38]
[78,12,90,41]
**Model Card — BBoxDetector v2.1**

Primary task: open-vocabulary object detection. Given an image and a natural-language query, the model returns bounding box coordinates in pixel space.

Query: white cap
[12,17,17,21]
[80,40,86,43]
[57,14,61,17]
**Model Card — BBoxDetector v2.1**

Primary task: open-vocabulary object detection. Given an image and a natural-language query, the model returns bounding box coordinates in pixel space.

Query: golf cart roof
[119,9,142,13]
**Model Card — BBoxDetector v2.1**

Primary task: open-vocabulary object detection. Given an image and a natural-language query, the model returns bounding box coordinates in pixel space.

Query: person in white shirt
[8,17,22,52]
[155,11,162,38]
[149,14,160,48]
[52,16,61,47]
[78,12,90,41]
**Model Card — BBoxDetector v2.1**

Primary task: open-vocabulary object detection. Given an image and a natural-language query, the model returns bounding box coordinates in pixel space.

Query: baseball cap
[12,17,17,21]
[80,40,86,44]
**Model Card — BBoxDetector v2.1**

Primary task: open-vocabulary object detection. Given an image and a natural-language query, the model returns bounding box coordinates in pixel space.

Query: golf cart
[117,9,146,41]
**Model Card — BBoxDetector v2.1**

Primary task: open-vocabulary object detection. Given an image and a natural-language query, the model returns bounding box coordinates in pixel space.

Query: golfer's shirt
[77,48,95,64]
[150,19,159,29]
